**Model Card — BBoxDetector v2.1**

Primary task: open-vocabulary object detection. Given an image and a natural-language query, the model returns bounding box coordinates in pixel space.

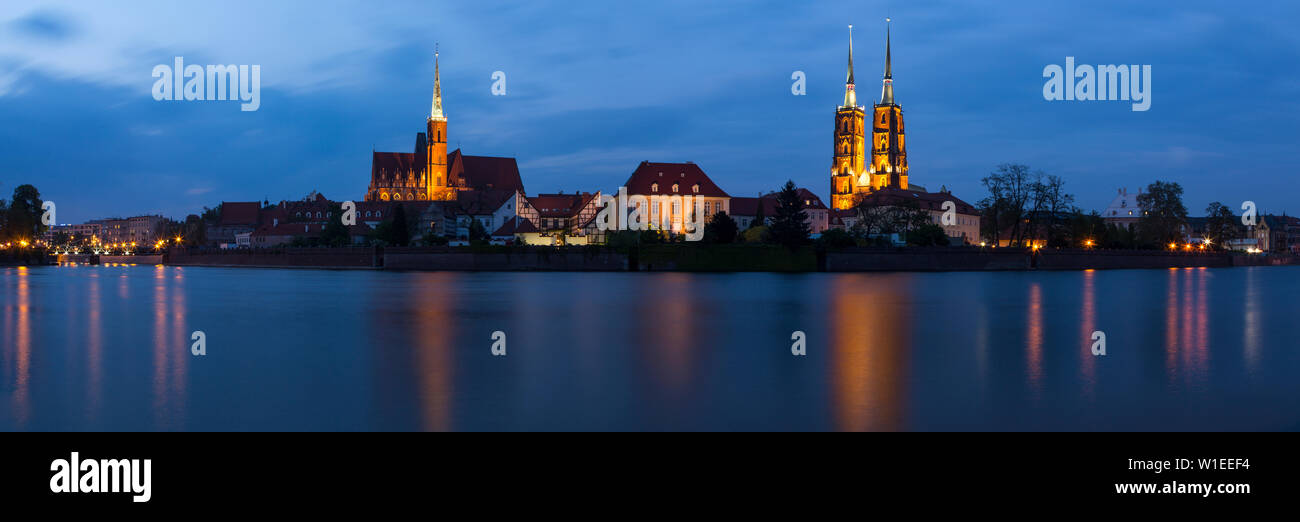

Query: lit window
[651,183,658,193]
[672,184,679,193]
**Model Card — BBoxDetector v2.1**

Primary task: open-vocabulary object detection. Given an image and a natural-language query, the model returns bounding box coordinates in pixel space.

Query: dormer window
[672,184,679,193]
[651,183,658,193]
[692,184,700,194]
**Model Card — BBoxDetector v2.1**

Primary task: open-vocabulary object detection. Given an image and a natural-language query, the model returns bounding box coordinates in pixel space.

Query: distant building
[837,187,981,245]
[729,188,830,234]
[523,192,604,245]
[206,202,263,246]
[1101,187,1142,230]
[615,161,731,236]
[365,50,525,204]
[830,23,909,210]
[90,215,165,245]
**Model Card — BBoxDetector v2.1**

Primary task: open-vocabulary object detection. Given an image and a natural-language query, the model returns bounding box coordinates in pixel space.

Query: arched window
[394,194,402,200]
[692,184,699,194]
[672,184,679,193]
[651,183,658,193]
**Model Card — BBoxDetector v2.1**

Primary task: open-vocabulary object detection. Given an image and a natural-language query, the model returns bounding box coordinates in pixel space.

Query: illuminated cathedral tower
[425,48,456,201]
[830,21,908,210]
[830,25,867,211]
[868,20,907,191]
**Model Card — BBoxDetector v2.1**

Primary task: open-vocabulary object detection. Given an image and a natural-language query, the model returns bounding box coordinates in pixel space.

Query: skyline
[2,0,1298,224]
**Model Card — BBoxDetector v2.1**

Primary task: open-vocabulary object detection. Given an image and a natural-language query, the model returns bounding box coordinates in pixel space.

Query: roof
[491,216,539,236]
[528,193,597,218]
[853,187,978,214]
[731,188,827,217]
[622,161,729,198]
[453,189,516,216]
[448,150,525,193]
[220,202,262,226]
[371,151,423,181]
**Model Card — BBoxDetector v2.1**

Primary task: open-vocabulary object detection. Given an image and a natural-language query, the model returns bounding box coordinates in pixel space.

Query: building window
[672,184,679,193]
[692,184,699,193]
[651,183,658,193]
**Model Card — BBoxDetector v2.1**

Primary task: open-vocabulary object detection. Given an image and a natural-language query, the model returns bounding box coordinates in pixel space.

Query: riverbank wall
[152,246,1295,272]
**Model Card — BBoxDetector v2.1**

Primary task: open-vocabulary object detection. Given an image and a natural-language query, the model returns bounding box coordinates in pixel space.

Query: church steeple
[843,25,857,108]
[430,45,446,121]
[880,19,894,105]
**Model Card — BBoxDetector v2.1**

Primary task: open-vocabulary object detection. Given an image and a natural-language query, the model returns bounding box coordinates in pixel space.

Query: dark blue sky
[2,0,1297,224]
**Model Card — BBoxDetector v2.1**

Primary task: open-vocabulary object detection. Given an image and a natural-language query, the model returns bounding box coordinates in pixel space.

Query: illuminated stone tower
[830,25,867,210]
[426,47,456,201]
[869,20,907,191]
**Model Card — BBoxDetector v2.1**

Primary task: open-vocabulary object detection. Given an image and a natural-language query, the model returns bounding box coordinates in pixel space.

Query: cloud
[9,9,78,41]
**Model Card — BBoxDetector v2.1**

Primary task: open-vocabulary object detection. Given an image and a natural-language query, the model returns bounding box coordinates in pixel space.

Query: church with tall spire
[830,20,909,210]
[366,47,523,203]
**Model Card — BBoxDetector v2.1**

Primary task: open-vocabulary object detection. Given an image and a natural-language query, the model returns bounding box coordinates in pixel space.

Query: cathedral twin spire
[843,20,895,108]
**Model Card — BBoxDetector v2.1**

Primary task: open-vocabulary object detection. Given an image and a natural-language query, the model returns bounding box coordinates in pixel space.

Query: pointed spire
[880,18,895,105]
[430,44,446,121]
[843,25,857,107]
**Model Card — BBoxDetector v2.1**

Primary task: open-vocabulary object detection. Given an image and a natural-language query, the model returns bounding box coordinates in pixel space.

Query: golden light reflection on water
[1026,282,1043,394]
[829,274,908,432]
[150,266,188,429]
[11,267,31,428]
[1165,268,1210,386]
[642,273,698,399]
[411,274,456,431]
[1080,270,1096,397]
[1244,268,1259,371]
[86,271,102,421]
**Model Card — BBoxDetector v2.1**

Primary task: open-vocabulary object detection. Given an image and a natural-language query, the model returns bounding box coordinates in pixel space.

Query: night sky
[2,0,1296,224]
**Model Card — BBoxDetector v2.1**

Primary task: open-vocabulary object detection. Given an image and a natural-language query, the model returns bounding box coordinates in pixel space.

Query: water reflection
[1026,282,1043,395]
[411,274,456,432]
[1164,268,1211,388]
[640,273,699,400]
[1080,270,1096,397]
[11,267,31,428]
[829,274,908,432]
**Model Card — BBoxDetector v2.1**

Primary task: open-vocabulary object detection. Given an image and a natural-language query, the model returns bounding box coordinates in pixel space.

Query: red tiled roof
[371,151,422,181]
[622,161,729,198]
[527,192,596,218]
[448,150,524,193]
[220,202,262,226]
[728,197,774,217]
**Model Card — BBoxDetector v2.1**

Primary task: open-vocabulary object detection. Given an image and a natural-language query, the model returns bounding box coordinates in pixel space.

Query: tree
[1136,180,1188,248]
[768,180,810,248]
[320,202,351,247]
[817,227,857,249]
[908,223,949,246]
[468,218,489,242]
[390,205,411,246]
[1203,201,1238,250]
[978,164,1037,246]
[751,196,766,229]
[3,184,44,241]
[703,211,738,244]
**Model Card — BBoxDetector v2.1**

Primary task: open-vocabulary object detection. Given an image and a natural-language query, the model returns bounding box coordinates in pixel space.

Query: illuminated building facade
[366,49,515,203]
[831,22,908,210]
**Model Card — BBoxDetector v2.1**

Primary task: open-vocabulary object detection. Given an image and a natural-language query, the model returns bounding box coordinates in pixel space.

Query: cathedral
[366,50,523,202]
[830,22,908,210]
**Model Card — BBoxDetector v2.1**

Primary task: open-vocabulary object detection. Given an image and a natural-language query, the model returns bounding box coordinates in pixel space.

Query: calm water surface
[1,264,1297,431]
